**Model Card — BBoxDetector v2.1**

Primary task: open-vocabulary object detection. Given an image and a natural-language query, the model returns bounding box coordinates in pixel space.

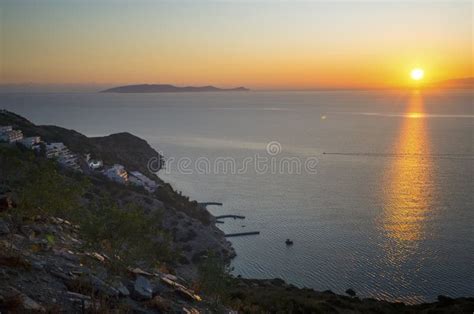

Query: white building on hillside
[0,126,23,143]
[104,164,128,183]
[0,126,13,133]
[19,136,41,149]
[45,142,80,171]
[88,159,103,170]
[45,142,68,158]
[129,171,158,192]
[85,153,103,170]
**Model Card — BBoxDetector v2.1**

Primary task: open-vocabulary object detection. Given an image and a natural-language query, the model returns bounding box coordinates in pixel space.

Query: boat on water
[285,239,294,246]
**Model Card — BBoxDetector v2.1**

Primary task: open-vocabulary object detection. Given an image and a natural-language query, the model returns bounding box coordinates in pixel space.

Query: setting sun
[411,68,425,81]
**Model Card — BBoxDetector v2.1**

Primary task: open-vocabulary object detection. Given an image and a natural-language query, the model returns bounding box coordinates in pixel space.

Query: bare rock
[66,291,91,300]
[89,275,119,297]
[111,279,130,297]
[437,295,454,305]
[345,288,356,297]
[148,295,172,311]
[0,195,14,211]
[0,287,45,312]
[21,294,46,312]
[0,218,10,235]
[132,276,153,300]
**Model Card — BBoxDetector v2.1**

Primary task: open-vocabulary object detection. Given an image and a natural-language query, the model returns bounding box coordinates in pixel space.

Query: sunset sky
[1,0,472,90]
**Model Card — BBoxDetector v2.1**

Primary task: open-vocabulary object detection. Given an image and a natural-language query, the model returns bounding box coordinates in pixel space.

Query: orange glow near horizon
[1,51,469,90]
[0,2,472,89]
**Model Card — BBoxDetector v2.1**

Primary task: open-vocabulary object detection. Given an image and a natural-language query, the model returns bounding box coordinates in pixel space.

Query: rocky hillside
[0,111,234,277]
[0,214,215,313]
[0,110,162,176]
[84,174,235,280]
[0,109,214,224]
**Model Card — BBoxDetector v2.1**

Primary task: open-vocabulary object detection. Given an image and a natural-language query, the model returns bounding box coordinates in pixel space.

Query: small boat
[285,239,294,246]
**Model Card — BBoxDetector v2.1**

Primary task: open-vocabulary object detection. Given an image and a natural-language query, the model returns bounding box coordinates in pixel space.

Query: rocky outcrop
[83,175,235,280]
[132,276,153,300]
[0,218,10,235]
[0,214,212,313]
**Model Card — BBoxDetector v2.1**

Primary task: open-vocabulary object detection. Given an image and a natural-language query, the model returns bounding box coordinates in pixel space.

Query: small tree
[198,252,232,308]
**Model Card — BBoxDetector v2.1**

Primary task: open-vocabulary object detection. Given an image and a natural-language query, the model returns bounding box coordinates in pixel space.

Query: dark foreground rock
[0,214,213,313]
[133,276,153,300]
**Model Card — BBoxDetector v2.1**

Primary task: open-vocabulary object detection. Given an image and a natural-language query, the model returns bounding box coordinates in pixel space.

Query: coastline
[0,109,472,312]
[153,142,470,306]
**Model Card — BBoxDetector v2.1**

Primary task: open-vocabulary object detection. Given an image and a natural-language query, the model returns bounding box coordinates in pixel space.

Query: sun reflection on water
[407,112,424,119]
[380,91,434,266]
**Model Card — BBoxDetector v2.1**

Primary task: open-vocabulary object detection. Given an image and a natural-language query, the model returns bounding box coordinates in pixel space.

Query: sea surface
[1,90,472,303]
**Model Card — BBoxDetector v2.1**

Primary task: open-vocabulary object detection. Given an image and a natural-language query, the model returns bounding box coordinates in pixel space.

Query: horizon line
[0,77,472,93]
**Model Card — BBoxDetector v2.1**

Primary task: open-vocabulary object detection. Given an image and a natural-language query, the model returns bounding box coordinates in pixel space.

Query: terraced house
[0,126,23,143]
[44,142,81,172]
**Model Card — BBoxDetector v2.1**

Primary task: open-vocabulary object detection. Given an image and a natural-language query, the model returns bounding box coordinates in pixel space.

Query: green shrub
[0,147,88,218]
[198,252,232,308]
[78,202,174,269]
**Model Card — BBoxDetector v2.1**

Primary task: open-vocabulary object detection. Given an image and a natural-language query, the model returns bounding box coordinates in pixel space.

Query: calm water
[1,90,472,303]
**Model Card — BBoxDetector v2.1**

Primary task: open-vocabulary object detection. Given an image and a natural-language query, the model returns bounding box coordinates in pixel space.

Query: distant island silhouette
[101,84,250,93]
[428,77,474,89]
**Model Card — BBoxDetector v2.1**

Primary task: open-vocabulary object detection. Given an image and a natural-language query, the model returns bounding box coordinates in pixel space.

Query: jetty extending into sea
[198,202,223,207]
[225,231,260,237]
[201,201,259,237]
[215,214,245,219]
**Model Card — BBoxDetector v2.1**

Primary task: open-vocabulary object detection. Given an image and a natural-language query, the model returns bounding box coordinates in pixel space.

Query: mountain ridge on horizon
[101,84,250,93]
[426,77,474,89]
[0,77,471,93]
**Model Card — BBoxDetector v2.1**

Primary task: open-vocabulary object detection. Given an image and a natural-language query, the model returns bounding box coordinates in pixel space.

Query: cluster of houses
[0,125,81,171]
[0,126,41,149]
[101,164,158,192]
[44,142,81,172]
[1,125,158,193]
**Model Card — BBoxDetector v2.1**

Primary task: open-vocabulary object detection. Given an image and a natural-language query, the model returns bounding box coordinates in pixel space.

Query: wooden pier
[224,231,260,237]
[198,202,223,207]
[214,215,245,219]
